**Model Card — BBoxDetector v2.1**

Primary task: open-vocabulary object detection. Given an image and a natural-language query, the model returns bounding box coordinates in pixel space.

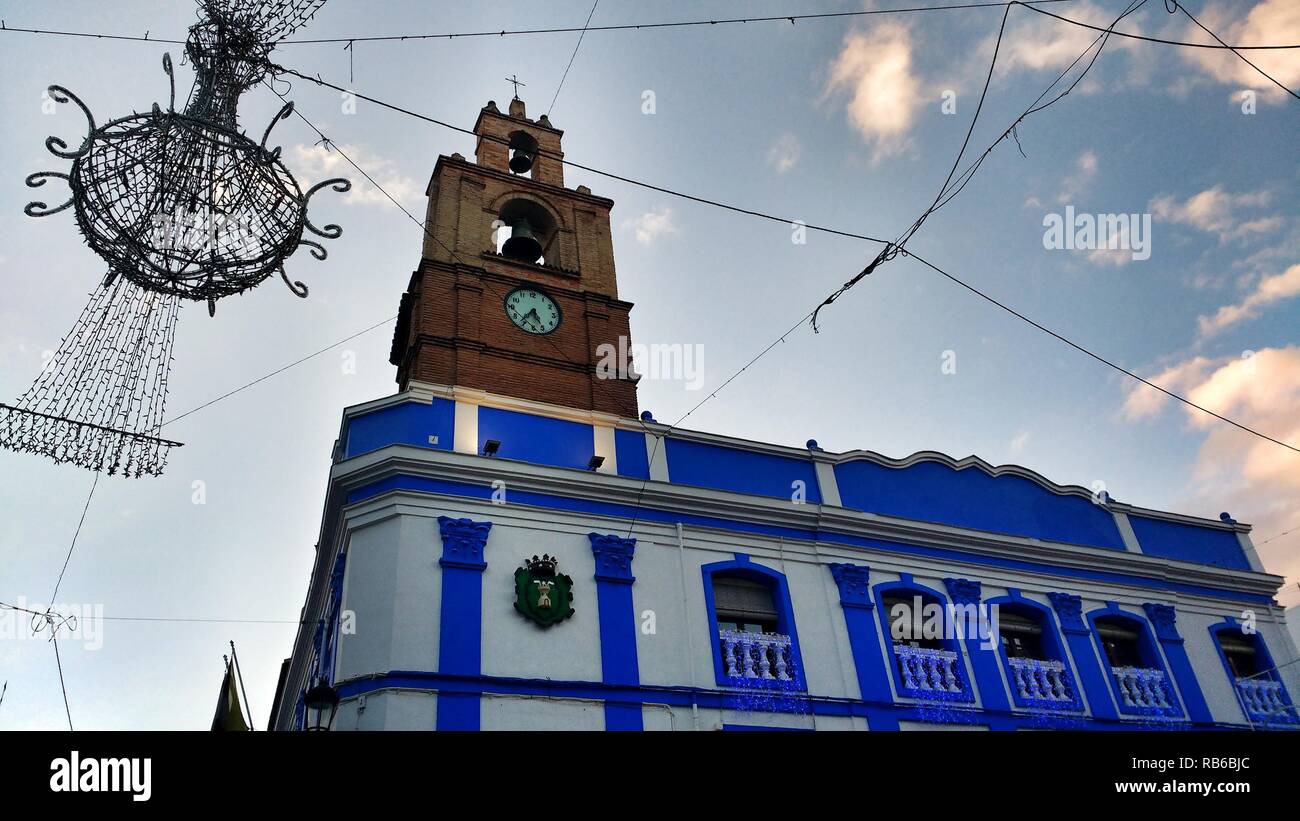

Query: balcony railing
[719,629,794,682]
[1007,657,1074,704]
[1236,677,1298,724]
[1111,666,1174,710]
[893,644,964,695]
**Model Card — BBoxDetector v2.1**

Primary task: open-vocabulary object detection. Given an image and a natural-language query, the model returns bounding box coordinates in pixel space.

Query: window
[1218,632,1259,678]
[713,576,778,635]
[992,602,1080,711]
[1209,622,1297,725]
[999,611,1046,659]
[881,593,945,651]
[1095,618,1143,668]
[1090,610,1180,717]
[701,558,806,691]
[874,585,973,702]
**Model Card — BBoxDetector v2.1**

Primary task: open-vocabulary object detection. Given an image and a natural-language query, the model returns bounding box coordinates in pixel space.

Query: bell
[502,218,543,263]
[509,147,535,174]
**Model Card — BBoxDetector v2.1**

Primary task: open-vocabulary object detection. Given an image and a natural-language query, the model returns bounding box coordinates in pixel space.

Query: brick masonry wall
[394,103,639,418]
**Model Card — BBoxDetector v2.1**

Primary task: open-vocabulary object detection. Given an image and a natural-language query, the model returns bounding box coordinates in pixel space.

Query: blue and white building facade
[271,383,1299,731]
[271,95,1297,731]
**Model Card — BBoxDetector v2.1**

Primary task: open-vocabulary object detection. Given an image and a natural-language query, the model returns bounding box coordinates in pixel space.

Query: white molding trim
[1112,511,1143,554]
[327,444,1284,601]
[1236,530,1267,574]
[453,401,478,455]
[592,423,617,475]
[647,432,669,482]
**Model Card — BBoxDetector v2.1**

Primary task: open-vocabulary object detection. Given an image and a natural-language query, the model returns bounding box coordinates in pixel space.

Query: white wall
[329,489,1297,730]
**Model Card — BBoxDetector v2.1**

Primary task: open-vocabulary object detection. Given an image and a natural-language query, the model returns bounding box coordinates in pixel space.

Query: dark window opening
[1218,632,1261,678]
[883,594,945,651]
[1096,619,1143,668]
[999,611,1046,660]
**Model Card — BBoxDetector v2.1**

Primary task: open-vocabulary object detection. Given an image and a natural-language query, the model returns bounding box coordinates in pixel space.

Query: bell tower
[389,94,638,418]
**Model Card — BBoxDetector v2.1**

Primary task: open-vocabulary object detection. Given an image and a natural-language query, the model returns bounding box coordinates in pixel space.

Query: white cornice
[325,444,1283,601]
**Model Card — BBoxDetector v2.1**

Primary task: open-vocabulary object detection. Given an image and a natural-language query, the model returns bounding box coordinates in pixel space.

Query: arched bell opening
[494,197,556,265]
[507,130,539,178]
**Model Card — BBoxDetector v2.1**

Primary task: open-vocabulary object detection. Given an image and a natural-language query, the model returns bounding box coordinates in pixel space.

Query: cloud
[1179,0,1300,104]
[1149,186,1281,243]
[1121,356,1220,421]
[998,1,1141,76]
[289,143,420,208]
[1120,347,1300,583]
[825,23,922,160]
[766,134,802,174]
[1056,150,1098,204]
[623,207,676,245]
[1197,263,1300,338]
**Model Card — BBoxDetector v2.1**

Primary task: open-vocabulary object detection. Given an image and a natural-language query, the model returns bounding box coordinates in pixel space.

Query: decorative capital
[438,516,492,571]
[589,532,636,584]
[829,563,872,608]
[1048,592,1086,633]
[1142,603,1182,643]
[943,577,982,606]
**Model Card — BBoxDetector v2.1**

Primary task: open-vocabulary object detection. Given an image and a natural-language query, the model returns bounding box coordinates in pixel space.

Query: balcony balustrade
[1235,677,1297,724]
[893,644,964,695]
[719,629,794,682]
[1111,666,1174,710]
[1007,656,1074,704]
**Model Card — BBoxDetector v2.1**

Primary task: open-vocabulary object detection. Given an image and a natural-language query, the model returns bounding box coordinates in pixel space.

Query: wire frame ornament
[1,0,348,477]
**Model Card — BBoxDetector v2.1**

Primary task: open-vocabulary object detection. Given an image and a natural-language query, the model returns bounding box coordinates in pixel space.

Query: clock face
[504,288,561,335]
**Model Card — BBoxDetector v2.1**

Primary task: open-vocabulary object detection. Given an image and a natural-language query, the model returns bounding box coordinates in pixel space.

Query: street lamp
[303,678,339,731]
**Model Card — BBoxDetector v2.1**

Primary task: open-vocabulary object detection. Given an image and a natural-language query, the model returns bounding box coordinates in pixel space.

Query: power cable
[1170,0,1300,102]
[6,2,1298,50]
[267,0,1300,469]
[546,0,600,118]
[1019,2,1300,51]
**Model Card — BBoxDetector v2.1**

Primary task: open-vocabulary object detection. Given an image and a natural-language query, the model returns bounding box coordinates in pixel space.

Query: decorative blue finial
[640,410,656,423]
[1220,512,1236,523]
[806,439,820,450]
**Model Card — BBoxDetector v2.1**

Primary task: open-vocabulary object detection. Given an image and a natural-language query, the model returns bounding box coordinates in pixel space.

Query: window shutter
[713,577,777,620]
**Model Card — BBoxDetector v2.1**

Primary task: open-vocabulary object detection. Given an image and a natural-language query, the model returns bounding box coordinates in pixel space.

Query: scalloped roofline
[336,386,1251,535]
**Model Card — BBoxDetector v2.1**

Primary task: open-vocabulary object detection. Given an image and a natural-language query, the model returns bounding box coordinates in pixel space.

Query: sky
[0,0,1297,729]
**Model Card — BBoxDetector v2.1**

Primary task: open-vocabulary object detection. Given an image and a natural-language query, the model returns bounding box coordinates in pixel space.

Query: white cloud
[1197,263,1300,338]
[1056,150,1098,204]
[1149,186,1281,243]
[998,1,1141,76]
[1120,347,1300,584]
[623,207,676,246]
[825,23,922,161]
[766,134,802,174]
[289,143,420,208]
[1180,0,1300,104]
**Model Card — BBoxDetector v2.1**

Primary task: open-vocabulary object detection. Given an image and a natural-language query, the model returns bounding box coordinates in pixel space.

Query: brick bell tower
[388,94,638,418]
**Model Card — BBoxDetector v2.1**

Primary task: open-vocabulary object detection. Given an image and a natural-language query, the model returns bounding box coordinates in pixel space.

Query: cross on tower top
[505,74,526,99]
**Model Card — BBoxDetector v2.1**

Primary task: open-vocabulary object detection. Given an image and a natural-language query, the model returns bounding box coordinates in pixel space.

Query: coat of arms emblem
[513,554,575,628]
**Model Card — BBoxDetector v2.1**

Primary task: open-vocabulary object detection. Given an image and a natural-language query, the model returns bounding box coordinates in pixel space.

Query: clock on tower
[388,94,638,418]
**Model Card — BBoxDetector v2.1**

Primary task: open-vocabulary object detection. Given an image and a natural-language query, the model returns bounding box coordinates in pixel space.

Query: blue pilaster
[1143,603,1213,724]
[943,578,1010,712]
[1049,592,1117,721]
[828,564,894,707]
[589,532,642,730]
[436,516,492,731]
